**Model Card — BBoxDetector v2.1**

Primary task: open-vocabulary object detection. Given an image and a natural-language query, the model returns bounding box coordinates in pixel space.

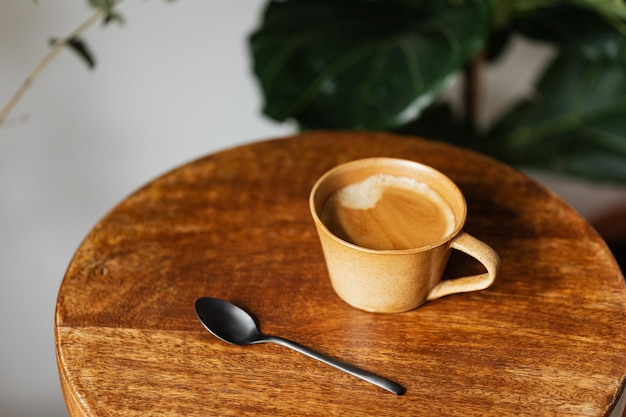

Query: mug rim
[309,157,467,254]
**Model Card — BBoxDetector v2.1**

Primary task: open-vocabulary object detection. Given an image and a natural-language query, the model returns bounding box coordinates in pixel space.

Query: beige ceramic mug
[309,158,501,313]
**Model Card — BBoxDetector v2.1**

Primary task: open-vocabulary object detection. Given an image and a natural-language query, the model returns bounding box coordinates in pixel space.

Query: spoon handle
[265,336,405,395]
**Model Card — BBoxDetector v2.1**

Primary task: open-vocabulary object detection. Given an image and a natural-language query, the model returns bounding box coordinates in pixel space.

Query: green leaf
[88,0,124,26]
[489,54,626,183]
[103,10,124,25]
[515,4,626,61]
[249,0,493,130]
[88,0,109,7]
[50,37,96,69]
[570,0,626,20]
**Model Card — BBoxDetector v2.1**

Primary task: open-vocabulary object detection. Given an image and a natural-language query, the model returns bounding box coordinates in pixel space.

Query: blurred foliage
[66,0,124,69]
[249,0,626,183]
[0,0,124,125]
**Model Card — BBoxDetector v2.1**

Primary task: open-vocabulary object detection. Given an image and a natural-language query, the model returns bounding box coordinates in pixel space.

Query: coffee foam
[336,174,448,213]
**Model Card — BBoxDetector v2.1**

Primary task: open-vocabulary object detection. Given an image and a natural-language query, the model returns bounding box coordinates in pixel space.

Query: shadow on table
[591,204,626,277]
[606,240,626,275]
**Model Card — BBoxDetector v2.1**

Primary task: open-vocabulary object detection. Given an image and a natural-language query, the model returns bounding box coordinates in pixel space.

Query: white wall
[0,2,293,416]
[1,2,624,417]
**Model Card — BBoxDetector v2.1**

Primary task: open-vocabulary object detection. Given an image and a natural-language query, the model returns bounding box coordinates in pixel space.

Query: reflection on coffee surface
[321,174,455,250]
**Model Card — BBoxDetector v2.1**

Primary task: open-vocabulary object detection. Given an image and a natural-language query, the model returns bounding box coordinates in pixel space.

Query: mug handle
[427,231,501,301]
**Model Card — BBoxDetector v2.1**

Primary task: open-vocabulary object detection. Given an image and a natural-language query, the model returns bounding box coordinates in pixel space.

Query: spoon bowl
[195,297,405,395]
[196,297,263,345]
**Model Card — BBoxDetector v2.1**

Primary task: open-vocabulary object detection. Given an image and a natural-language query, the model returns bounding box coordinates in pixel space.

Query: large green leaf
[489,54,626,183]
[515,4,626,61]
[571,0,626,20]
[249,0,492,130]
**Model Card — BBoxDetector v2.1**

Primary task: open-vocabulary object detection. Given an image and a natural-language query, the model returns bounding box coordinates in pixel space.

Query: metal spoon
[195,297,405,395]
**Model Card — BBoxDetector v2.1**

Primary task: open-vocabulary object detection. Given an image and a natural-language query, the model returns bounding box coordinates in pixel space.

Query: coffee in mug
[320,173,456,250]
[310,158,500,313]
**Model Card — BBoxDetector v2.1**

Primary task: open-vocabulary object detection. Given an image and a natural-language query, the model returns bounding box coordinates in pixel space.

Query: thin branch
[462,49,485,127]
[0,7,107,126]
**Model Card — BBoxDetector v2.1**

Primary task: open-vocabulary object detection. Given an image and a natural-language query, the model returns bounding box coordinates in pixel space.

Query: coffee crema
[320,174,455,250]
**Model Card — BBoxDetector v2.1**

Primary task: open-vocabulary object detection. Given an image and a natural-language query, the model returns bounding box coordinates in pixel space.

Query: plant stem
[0,7,107,126]
[462,50,484,127]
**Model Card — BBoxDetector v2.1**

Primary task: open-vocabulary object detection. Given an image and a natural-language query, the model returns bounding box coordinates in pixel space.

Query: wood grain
[55,131,626,416]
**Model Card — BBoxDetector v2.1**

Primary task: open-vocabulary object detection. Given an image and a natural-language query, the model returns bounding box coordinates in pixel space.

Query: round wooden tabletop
[55,131,626,416]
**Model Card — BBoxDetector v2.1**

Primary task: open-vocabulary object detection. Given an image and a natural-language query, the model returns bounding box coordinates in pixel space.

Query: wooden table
[55,131,626,416]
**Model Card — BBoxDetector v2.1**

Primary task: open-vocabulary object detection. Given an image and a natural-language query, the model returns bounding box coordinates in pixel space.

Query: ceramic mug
[309,158,501,313]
